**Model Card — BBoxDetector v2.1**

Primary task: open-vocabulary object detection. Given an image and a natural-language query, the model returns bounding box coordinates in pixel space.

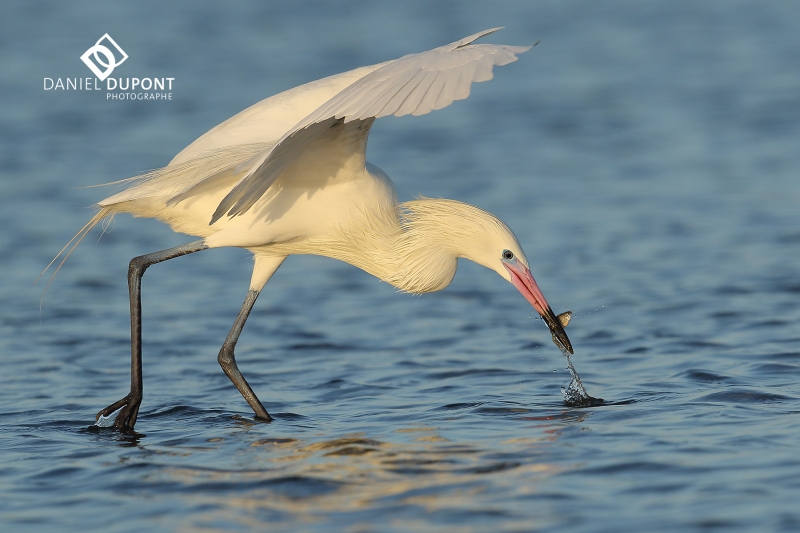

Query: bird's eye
[502,250,514,260]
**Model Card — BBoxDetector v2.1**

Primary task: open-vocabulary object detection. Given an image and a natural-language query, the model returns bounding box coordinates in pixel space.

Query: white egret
[60,28,572,432]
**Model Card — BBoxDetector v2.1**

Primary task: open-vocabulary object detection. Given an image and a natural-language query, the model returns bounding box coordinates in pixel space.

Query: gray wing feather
[210,28,530,224]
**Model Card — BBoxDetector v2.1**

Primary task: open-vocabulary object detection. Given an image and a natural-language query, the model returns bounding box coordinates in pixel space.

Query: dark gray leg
[218,289,272,421]
[96,240,208,433]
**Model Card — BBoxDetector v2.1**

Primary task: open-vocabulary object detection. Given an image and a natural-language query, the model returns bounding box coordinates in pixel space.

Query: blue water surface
[2,1,800,531]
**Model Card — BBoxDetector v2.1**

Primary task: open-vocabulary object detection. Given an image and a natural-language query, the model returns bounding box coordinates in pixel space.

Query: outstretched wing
[208,27,530,225]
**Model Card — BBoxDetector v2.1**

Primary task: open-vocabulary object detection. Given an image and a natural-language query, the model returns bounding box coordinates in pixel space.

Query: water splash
[552,311,604,407]
[95,409,121,428]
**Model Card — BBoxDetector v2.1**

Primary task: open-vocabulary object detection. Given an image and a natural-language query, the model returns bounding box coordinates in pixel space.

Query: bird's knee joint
[218,346,236,367]
[128,256,149,278]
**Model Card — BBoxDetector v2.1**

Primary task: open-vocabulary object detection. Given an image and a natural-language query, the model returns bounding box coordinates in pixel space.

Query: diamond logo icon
[80,33,128,81]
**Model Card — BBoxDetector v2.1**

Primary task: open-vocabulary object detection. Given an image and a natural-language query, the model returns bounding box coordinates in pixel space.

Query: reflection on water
[87,418,573,531]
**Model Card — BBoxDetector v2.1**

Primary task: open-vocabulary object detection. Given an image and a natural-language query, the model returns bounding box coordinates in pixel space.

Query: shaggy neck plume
[305,198,513,294]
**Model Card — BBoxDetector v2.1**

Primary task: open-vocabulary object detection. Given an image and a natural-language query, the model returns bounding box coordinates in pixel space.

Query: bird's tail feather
[36,207,114,302]
[98,143,271,209]
[38,143,271,302]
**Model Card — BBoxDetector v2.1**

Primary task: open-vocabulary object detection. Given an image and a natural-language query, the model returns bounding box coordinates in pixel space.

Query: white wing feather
[210,28,530,224]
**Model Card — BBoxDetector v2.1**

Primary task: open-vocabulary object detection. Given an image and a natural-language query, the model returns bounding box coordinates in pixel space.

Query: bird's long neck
[283,198,508,294]
[312,198,482,294]
[385,202,461,294]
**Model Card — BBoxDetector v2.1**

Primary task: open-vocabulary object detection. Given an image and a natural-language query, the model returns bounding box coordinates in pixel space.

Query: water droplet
[95,408,121,428]
[549,318,604,407]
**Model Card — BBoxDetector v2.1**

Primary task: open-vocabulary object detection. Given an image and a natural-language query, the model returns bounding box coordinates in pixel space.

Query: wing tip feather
[451,27,505,50]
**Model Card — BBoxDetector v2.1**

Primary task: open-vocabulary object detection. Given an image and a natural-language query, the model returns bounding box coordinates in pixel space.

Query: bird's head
[464,226,573,355]
[402,198,573,354]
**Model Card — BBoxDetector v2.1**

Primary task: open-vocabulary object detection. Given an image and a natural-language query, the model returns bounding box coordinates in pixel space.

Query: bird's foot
[96,393,141,433]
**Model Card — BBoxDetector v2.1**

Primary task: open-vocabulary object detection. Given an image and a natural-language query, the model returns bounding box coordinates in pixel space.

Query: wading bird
[58,28,572,432]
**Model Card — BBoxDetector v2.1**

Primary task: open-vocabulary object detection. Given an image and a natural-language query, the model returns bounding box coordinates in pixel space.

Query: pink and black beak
[503,256,573,354]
